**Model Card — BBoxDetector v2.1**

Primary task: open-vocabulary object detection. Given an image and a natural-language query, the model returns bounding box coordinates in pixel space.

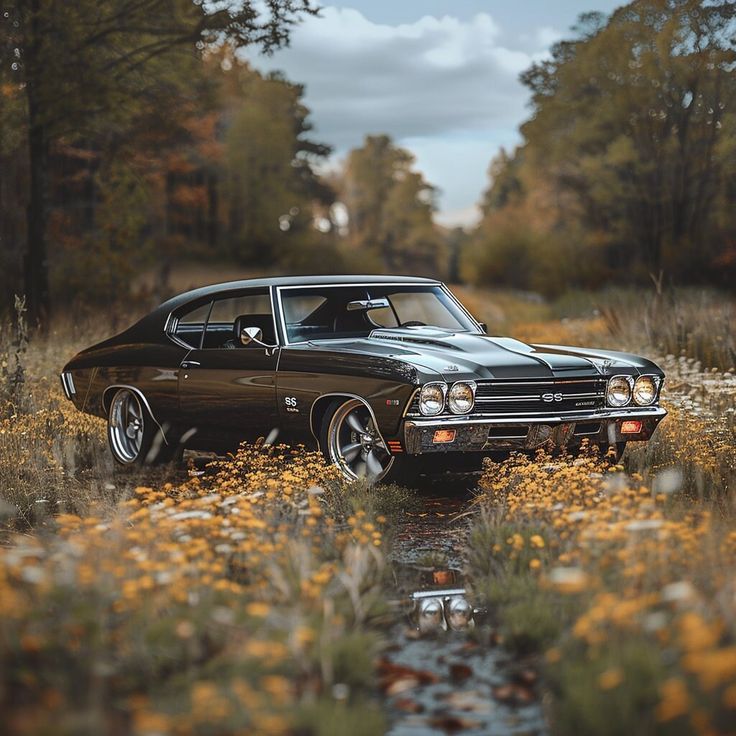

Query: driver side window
[203,291,276,349]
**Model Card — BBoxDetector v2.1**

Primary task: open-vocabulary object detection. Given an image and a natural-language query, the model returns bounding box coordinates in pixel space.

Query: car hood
[306,326,660,382]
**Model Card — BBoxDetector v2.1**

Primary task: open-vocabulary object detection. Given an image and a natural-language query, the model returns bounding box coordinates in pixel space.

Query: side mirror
[240,326,264,346]
[479,322,488,334]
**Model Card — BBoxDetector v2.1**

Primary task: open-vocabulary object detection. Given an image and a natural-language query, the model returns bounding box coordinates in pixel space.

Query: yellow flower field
[468,429,736,733]
[0,437,405,735]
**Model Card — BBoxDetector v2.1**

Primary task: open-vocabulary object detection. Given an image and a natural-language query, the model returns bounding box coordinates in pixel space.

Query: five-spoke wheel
[324,398,394,482]
[107,388,154,465]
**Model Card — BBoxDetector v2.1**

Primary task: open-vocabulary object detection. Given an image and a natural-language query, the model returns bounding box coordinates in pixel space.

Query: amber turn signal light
[433,429,456,444]
[621,420,643,434]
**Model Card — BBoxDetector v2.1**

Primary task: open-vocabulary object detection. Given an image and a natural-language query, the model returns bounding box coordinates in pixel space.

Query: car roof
[159,274,439,314]
[123,275,442,344]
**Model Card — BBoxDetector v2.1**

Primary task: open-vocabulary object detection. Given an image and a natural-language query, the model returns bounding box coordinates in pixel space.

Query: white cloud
[245,7,558,226]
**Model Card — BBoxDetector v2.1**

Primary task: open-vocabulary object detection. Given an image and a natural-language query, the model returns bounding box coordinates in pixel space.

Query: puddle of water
[384,473,547,736]
[382,629,546,736]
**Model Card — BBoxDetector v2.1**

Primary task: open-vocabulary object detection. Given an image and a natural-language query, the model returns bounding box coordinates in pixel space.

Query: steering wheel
[400,321,426,327]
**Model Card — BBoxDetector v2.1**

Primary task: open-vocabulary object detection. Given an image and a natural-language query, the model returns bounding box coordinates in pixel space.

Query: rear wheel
[107,388,174,465]
[321,398,396,483]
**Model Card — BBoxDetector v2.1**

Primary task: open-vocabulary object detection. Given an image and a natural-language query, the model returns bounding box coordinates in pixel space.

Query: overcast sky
[245,1,623,227]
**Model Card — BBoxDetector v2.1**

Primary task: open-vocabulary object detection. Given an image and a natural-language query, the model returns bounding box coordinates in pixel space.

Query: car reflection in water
[411,587,481,634]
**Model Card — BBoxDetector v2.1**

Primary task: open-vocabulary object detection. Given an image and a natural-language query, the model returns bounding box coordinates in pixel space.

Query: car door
[177,289,281,444]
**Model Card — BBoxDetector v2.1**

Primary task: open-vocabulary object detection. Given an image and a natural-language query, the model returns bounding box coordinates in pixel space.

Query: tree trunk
[23,0,50,325]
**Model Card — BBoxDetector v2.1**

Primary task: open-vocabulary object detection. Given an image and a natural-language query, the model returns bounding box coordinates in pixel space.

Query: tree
[519,0,736,281]
[213,52,333,265]
[0,0,317,322]
[340,135,444,274]
[469,0,736,292]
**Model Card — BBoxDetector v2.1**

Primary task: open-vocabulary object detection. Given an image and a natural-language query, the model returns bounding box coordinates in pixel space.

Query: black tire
[107,388,174,466]
[319,398,408,484]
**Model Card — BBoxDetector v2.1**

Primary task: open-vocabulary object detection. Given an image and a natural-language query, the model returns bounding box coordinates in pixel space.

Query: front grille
[407,377,606,417]
[474,378,606,414]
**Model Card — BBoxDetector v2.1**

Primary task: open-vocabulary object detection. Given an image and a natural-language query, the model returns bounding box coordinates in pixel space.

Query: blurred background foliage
[464,1,736,297]
[0,0,735,322]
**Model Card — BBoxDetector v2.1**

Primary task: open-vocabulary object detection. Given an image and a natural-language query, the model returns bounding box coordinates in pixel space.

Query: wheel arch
[102,384,169,445]
[309,392,386,451]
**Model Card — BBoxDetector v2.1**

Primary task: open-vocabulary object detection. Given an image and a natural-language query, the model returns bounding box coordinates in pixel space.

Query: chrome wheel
[327,399,394,482]
[108,389,146,464]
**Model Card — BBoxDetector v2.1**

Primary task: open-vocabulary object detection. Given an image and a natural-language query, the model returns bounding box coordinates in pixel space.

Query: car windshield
[279,284,479,343]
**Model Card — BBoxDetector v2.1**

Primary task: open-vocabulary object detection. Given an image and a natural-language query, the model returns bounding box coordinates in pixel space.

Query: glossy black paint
[62,275,666,461]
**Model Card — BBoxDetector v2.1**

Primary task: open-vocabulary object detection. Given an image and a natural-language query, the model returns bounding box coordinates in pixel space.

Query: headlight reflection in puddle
[411,588,480,633]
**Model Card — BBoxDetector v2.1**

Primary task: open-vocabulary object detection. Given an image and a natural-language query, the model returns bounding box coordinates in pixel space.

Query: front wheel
[321,398,398,483]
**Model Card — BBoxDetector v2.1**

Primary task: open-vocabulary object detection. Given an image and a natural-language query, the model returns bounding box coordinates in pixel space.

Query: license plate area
[433,429,456,444]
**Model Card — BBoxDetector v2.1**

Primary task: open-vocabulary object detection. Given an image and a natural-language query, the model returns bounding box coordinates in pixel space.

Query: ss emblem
[285,396,298,407]
[542,392,563,403]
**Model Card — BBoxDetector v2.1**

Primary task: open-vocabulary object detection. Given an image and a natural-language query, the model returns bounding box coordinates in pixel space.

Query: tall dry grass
[597,289,736,372]
[0,308,151,528]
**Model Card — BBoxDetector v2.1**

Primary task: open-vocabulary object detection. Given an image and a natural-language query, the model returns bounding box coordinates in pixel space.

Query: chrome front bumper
[403,406,667,454]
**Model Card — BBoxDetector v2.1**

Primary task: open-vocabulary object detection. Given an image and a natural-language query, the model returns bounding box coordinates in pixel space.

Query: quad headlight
[633,375,658,406]
[419,382,447,416]
[448,381,476,415]
[607,375,633,407]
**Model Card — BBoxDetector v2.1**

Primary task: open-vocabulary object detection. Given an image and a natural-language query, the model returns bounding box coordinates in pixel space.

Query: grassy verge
[0,443,412,735]
[466,448,736,735]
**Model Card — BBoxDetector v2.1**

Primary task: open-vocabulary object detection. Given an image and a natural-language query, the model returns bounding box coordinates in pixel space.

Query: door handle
[181,360,201,368]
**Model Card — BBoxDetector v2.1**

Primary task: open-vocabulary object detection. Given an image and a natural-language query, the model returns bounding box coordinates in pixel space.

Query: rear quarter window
[173,301,212,349]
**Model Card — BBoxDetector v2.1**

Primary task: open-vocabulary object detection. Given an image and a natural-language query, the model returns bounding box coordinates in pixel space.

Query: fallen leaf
[428,714,482,732]
[394,697,425,713]
[492,683,537,705]
[386,677,420,696]
[492,684,514,703]
[516,669,538,686]
[439,690,492,714]
[377,657,440,693]
[449,662,473,682]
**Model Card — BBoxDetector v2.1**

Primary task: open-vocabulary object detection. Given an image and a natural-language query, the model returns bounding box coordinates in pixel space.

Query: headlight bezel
[418,382,448,416]
[448,381,476,415]
[632,375,660,406]
[607,375,634,407]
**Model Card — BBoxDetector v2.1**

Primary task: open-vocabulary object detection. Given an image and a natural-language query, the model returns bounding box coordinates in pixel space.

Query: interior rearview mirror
[240,326,264,346]
[347,297,391,312]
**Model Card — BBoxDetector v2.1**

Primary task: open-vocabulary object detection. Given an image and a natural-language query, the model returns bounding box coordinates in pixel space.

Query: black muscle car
[61,275,666,482]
